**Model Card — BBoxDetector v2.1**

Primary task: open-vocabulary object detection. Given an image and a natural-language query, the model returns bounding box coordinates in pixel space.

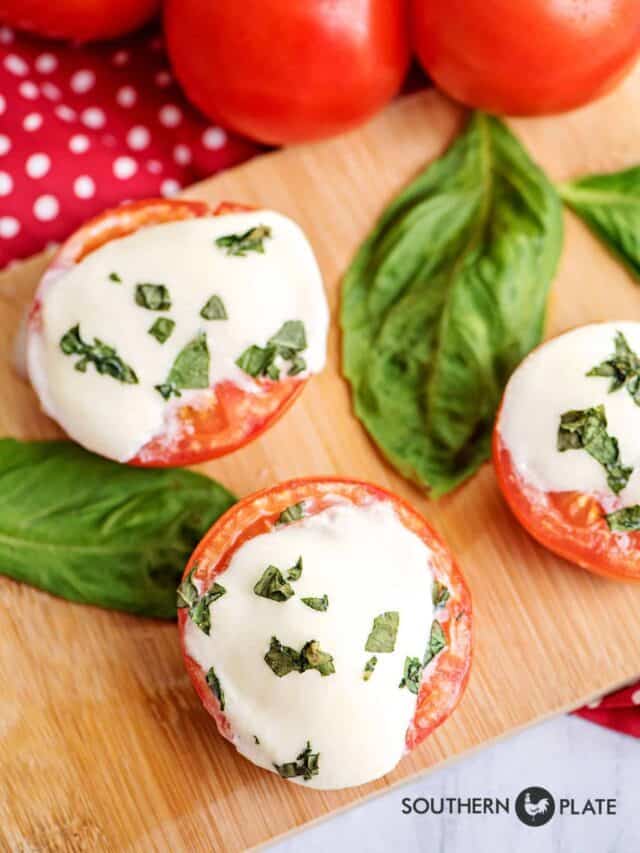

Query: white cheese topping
[27,210,328,462]
[184,500,435,790]
[499,322,640,507]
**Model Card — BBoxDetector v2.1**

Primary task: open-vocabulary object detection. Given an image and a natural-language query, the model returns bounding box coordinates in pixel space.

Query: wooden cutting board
[2,65,640,852]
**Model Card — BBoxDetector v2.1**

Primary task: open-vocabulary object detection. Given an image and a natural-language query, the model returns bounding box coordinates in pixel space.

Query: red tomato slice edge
[178,477,473,760]
[493,420,640,583]
[29,199,307,467]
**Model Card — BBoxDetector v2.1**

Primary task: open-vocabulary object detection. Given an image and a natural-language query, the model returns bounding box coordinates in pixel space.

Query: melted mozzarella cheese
[184,500,435,790]
[27,210,328,462]
[499,322,640,506]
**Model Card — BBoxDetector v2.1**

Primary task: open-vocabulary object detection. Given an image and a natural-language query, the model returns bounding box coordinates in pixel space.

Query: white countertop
[270,715,639,853]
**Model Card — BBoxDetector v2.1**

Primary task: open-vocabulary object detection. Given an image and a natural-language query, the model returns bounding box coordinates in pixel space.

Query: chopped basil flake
[206,667,225,711]
[432,580,450,608]
[588,331,640,406]
[155,331,210,400]
[216,224,272,257]
[301,594,328,612]
[236,320,308,380]
[253,735,260,745]
[363,656,378,681]
[176,567,226,635]
[253,565,295,602]
[108,272,122,284]
[60,324,138,384]
[148,317,175,344]
[200,294,228,320]
[399,656,422,694]
[605,505,640,531]
[264,636,335,677]
[423,620,447,667]
[274,741,319,782]
[287,556,303,581]
[135,283,171,311]
[364,611,399,653]
[278,502,305,525]
[558,405,632,494]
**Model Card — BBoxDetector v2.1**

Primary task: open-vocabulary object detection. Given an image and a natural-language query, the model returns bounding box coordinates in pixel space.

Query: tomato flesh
[30,198,307,468]
[179,477,473,754]
[493,428,640,582]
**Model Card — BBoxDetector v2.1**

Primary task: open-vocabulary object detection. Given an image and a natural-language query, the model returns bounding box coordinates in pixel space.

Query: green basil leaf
[587,330,640,405]
[216,224,272,257]
[253,565,295,602]
[264,637,335,677]
[236,321,308,380]
[155,331,210,400]
[274,741,319,781]
[200,295,228,320]
[135,283,172,311]
[432,580,450,608]
[0,439,235,619]
[398,656,422,695]
[183,577,226,635]
[148,317,175,344]
[605,505,640,532]
[60,325,138,385]
[558,405,631,494]
[301,594,328,611]
[363,655,378,681]
[206,666,225,711]
[423,620,447,666]
[341,112,562,496]
[287,556,303,581]
[235,344,277,379]
[278,502,305,525]
[108,272,122,284]
[364,611,399,653]
[559,166,640,280]
[268,320,307,352]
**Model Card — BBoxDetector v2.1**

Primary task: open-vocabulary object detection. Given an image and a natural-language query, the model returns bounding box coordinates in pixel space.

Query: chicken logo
[515,786,556,827]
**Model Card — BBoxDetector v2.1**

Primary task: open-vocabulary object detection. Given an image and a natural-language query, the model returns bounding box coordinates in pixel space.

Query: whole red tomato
[164,0,410,145]
[0,0,159,41]
[411,0,640,115]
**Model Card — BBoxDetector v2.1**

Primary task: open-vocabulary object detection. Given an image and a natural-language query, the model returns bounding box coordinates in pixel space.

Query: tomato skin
[411,0,640,115]
[164,0,410,145]
[0,0,159,41]
[179,477,473,755]
[493,423,640,582]
[29,199,308,468]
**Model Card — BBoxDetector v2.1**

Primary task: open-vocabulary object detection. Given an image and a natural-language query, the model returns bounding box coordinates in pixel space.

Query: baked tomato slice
[27,199,308,468]
[179,478,472,760]
[493,427,640,582]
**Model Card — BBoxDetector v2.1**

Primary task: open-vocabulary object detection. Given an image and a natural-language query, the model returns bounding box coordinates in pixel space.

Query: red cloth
[0,23,638,737]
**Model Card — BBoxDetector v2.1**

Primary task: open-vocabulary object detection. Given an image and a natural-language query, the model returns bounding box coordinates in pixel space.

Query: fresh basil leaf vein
[364,611,399,653]
[557,405,631,494]
[301,594,328,611]
[587,330,640,405]
[148,317,175,344]
[0,439,235,618]
[558,166,640,280]
[341,112,562,496]
[206,666,225,710]
[200,295,228,320]
[155,331,210,400]
[60,325,138,385]
[135,283,172,311]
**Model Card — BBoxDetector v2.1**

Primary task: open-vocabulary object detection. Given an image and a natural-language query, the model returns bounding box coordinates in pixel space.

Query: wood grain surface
[2,65,640,852]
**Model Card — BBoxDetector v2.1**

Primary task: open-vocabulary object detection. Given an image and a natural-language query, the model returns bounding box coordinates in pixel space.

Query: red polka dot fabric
[0,22,638,738]
[0,23,258,268]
